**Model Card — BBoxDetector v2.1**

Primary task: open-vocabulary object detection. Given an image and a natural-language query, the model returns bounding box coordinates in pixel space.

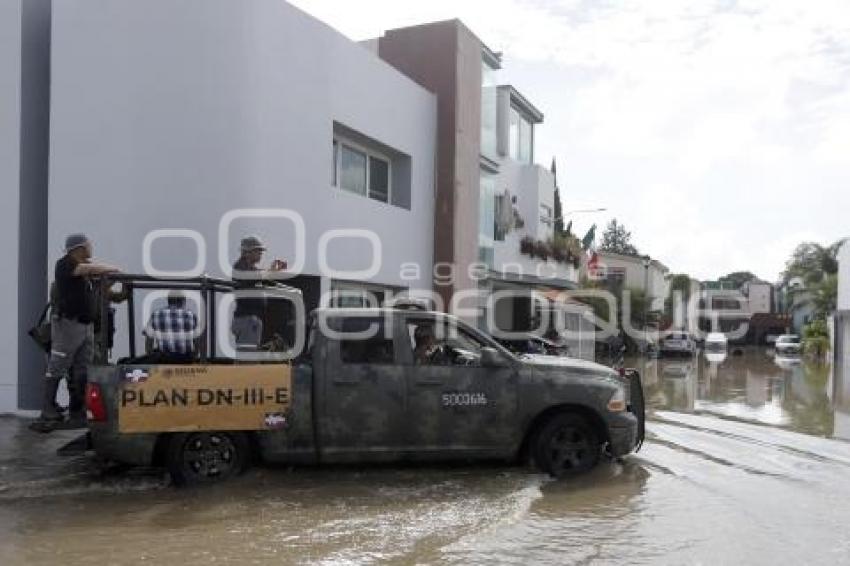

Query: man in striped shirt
[144,292,199,362]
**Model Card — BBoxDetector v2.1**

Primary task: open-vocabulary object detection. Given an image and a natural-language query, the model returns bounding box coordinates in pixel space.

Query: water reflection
[629,348,844,439]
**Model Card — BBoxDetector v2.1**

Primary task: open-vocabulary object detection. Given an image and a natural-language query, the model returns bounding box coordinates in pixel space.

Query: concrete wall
[1,0,51,411]
[379,20,482,315]
[743,281,773,314]
[49,0,437,354]
[0,0,23,412]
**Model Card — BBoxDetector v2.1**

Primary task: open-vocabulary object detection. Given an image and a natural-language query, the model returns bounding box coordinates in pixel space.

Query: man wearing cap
[231,235,286,348]
[40,234,121,425]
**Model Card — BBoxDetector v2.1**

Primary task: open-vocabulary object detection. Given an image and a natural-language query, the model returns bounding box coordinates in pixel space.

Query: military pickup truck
[86,275,644,485]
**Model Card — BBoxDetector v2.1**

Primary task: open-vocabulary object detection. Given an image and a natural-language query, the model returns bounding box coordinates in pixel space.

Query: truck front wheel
[166,431,249,486]
[532,413,601,478]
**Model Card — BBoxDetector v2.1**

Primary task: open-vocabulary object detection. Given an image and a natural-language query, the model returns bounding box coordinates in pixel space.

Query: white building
[6,0,439,411]
[591,251,671,312]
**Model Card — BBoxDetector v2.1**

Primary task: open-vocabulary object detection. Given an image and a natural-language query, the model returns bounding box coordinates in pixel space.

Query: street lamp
[553,207,607,223]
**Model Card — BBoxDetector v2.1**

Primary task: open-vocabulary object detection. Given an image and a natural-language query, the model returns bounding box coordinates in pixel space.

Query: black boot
[67,373,87,427]
[39,378,63,422]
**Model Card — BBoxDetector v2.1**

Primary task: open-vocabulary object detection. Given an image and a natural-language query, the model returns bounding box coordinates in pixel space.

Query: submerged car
[660,331,696,357]
[775,334,801,356]
[704,332,728,353]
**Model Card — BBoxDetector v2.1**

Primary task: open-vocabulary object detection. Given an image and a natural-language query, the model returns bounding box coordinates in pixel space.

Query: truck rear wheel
[532,413,601,478]
[166,431,249,486]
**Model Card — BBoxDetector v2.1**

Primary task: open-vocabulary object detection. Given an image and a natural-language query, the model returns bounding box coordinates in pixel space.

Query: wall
[0,0,23,412]
[0,0,51,412]
[49,0,437,355]
[379,20,482,316]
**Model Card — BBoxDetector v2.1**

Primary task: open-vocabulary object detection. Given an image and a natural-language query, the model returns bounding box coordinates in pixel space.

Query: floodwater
[2,348,850,565]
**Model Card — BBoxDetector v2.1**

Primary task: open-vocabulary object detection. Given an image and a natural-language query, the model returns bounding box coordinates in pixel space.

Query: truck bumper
[89,426,159,467]
[609,421,639,457]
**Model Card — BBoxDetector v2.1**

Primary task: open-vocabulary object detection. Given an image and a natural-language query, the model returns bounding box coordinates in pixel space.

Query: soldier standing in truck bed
[40,234,122,427]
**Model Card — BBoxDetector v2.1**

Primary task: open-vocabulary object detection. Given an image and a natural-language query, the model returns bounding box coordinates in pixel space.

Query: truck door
[316,315,407,461]
[403,317,519,457]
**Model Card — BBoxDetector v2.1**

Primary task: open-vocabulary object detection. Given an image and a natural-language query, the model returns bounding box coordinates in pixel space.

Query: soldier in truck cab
[231,235,287,348]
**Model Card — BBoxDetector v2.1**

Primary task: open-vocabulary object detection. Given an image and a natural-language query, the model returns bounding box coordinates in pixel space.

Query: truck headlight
[607,387,627,412]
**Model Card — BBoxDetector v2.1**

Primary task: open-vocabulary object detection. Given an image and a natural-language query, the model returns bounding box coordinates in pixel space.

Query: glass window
[540,204,552,226]
[339,144,367,196]
[494,192,507,241]
[339,317,394,364]
[369,156,389,203]
[407,320,484,367]
[332,140,338,186]
[519,116,533,163]
[478,174,496,269]
[509,108,520,160]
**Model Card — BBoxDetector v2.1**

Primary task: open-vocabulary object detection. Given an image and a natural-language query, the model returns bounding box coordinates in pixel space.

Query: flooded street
[2,348,850,565]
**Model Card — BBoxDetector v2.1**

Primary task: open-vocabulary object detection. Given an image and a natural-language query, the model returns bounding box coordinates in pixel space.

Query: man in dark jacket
[40,234,121,424]
[231,235,286,348]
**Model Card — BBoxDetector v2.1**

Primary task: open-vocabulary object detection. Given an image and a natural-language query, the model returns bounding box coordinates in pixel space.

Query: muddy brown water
[2,348,849,565]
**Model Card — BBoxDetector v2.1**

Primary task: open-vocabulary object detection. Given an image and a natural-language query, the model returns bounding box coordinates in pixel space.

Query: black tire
[166,431,250,487]
[532,413,601,478]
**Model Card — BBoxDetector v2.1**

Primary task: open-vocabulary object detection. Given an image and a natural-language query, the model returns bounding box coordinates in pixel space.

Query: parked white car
[705,332,728,353]
[775,334,801,357]
[660,331,696,356]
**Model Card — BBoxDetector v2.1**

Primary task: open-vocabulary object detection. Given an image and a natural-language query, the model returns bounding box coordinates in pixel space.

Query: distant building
[699,278,786,343]
[589,252,670,313]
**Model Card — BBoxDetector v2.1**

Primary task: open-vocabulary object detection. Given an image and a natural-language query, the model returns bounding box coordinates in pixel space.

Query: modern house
[1,1,594,412]
[373,20,589,353]
[699,279,787,343]
[589,251,671,313]
[6,0,441,411]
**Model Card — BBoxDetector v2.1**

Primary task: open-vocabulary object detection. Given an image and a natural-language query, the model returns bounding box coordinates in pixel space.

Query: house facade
[375,20,588,354]
[6,0,440,411]
[2,2,595,413]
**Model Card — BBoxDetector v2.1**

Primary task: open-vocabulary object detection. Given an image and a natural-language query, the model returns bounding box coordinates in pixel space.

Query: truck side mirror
[480,347,507,368]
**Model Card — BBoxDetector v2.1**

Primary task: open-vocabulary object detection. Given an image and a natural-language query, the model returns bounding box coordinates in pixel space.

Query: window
[509,108,520,160]
[519,116,533,163]
[540,204,553,226]
[509,106,533,164]
[494,192,508,241]
[333,138,392,204]
[407,320,485,367]
[339,317,394,364]
[339,144,367,196]
[369,156,389,203]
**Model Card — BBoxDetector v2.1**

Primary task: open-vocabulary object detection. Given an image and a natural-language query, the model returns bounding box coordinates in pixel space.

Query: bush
[802,319,830,359]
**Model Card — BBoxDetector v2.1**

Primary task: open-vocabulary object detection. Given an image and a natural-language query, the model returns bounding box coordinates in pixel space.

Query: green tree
[665,273,693,319]
[802,319,830,360]
[782,242,840,286]
[599,219,639,256]
[811,274,838,317]
[718,271,759,288]
[552,159,564,237]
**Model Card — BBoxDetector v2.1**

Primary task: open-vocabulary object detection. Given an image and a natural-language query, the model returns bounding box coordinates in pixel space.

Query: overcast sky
[291,0,850,282]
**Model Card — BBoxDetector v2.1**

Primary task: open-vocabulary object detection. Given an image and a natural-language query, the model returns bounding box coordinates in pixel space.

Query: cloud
[290,0,850,280]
